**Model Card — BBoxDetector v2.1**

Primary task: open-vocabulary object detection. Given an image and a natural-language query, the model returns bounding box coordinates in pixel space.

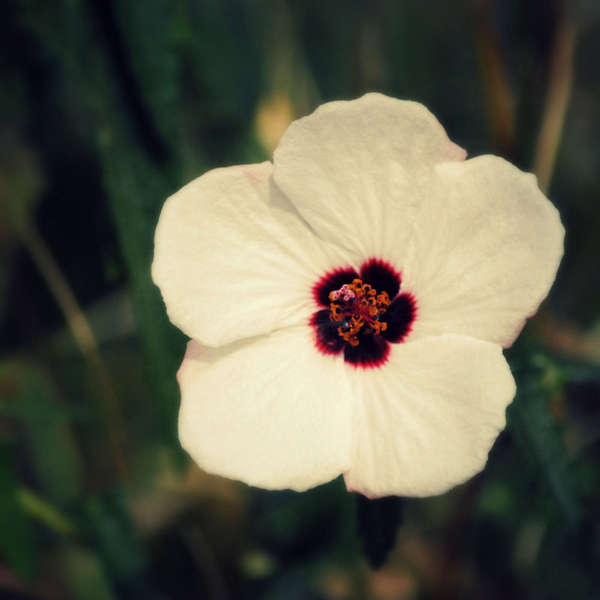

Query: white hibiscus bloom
[152,93,564,499]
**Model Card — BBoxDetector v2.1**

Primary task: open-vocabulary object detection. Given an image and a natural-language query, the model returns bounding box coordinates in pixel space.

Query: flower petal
[359,259,401,300]
[273,93,466,262]
[313,267,359,308]
[402,156,565,348]
[153,162,349,346]
[178,326,355,491]
[381,293,416,343]
[311,310,346,356]
[344,334,515,498]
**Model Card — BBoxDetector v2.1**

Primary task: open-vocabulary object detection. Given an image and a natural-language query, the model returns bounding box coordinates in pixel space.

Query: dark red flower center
[311,259,416,368]
[329,279,391,346]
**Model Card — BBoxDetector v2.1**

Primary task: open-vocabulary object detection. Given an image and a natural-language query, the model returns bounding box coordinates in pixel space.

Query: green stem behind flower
[0,175,129,484]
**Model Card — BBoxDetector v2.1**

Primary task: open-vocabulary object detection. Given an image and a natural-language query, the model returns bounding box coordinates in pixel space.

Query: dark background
[1,0,600,598]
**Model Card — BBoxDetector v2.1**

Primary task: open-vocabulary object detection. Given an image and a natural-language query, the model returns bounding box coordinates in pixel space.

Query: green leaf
[19,368,84,509]
[54,541,116,600]
[112,0,181,150]
[16,0,187,459]
[507,365,582,526]
[82,487,156,597]
[97,123,186,458]
[0,396,88,422]
[83,490,145,583]
[0,442,37,582]
[18,487,77,537]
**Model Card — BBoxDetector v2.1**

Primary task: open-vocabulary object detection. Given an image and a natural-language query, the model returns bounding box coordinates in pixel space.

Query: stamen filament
[329,279,390,346]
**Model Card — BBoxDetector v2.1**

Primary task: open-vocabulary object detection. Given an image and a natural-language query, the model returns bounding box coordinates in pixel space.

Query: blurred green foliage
[0,441,37,582]
[1,0,600,598]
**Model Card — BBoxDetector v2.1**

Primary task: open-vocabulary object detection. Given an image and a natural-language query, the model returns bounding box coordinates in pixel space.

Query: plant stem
[533,17,577,194]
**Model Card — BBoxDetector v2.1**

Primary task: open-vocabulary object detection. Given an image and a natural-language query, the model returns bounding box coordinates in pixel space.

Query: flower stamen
[329,279,390,346]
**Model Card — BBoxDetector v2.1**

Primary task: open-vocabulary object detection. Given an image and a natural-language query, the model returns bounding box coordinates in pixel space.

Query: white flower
[152,93,564,498]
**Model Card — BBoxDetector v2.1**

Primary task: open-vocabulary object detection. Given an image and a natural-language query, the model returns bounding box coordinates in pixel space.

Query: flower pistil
[329,279,390,346]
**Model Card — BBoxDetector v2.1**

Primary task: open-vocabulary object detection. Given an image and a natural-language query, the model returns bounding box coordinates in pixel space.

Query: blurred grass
[1,0,600,598]
[0,441,37,582]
